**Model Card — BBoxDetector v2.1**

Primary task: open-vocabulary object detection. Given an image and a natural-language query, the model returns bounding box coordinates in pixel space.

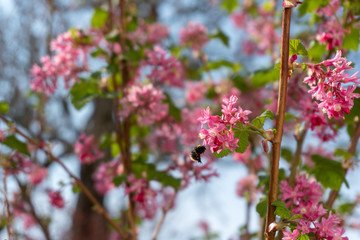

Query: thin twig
[265,7,292,240]
[326,121,360,208]
[151,194,176,240]
[289,129,307,187]
[14,176,52,240]
[3,172,12,239]
[0,115,128,239]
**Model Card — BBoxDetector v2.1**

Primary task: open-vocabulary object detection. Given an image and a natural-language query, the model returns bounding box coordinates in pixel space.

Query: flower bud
[262,139,269,153]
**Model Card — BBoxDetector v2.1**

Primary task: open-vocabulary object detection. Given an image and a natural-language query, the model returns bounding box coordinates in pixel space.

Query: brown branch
[14,176,52,240]
[3,172,12,239]
[151,194,176,240]
[289,129,307,187]
[0,115,128,239]
[326,121,360,208]
[265,7,292,240]
[117,1,137,239]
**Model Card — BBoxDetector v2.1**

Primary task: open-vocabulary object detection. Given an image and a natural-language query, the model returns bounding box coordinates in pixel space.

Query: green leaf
[251,68,280,88]
[113,174,127,186]
[289,214,303,220]
[289,39,308,56]
[132,161,181,190]
[70,78,101,110]
[308,41,326,62]
[206,60,241,72]
[72,185,82,193]
[251,110,274,129]
[234,130,249,153]
[309,155,348,190]
[345,89,360,123]
[213,149,231,158]
[272,200,292,219]
[256,198,267,217]
[333,148,352,160]
[91,8,109,29]
[298,0,329,16]
[0,102,9,113]
[221,0,238,13]
[338,202,356,214]
[2,135,30,156]
[343,28,359,51]
[297,234,310,240]
[231,75,251,92]
[281,148,293,163]
[209,29,229,47]
[163,93,181,122]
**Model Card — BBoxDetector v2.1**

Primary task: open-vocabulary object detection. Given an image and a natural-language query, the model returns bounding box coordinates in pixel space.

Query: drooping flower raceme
[179,22,209,51]
[279,175,348,239]
[74,133,104,164]
[119,83,168,126]
[304,50,360,120]
[48,190,65,208]
[30,31,91,95]
[140,46,184,87]
[93,159,123,195]
[198,95,252,153]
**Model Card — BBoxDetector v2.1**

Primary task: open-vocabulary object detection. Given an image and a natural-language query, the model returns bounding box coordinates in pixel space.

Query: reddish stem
[265,7,292,240]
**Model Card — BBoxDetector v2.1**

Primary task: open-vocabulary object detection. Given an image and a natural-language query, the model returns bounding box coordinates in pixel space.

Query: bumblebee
[190,145,206,163]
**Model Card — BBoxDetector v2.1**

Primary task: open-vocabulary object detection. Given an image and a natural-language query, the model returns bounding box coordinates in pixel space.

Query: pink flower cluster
[125,174,175,220]
[28,166,48,185]
[231,8,280,55]
[140,46,184,87]
[30,31,90,95]
[198,95,252,153]
[5,152,32,175]
[48,190,65,208]
[304,50,360,120]
[179,22,209,51]
[316,19,344,51]
[170,155,218,188]
[186,81,207,105]
[119,83,168,125]
[93,159,123,195]
[128,20,169,45]
[317,0,340,18]
[279,175,348,239]
[74,133,104,164]
[236,174,259,203]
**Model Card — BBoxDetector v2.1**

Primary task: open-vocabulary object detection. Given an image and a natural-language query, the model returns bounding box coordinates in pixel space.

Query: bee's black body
[190,145,206,163]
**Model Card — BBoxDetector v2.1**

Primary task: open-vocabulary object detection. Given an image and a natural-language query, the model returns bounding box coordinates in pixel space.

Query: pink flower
[28,166,48,185]
[198,95,252,154]
[48,190,65,208]
[0,129,5,142]
[140,46,184,87]
[93,159,123,195]
[198,220,210,234]
[236,174,258,203]
[5,152,32,175]
[186,81,207,105]
[231,12,246,28]
[304,50,360,120]
[128,21,169,45]
[30,31,93,95]
[74,133,104,164]
[179,22,208,51]
[119,83,168,125]
[316,19,344,50]
[282,229,300,240]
